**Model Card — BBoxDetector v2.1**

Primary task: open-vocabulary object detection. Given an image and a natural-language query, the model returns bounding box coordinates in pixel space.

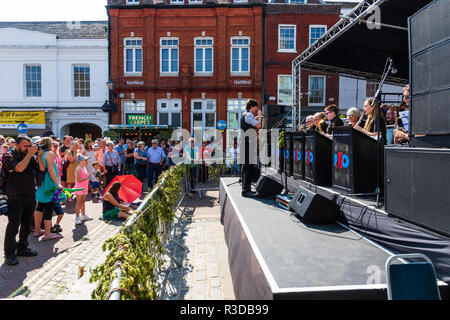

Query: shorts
[36,201,55,220]
[103,207,120,220]
[92,182,100,189]
[54,202,64,215]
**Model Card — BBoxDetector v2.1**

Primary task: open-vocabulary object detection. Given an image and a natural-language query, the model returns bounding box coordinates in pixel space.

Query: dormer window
[126,0,140,5]
[170,0,184,4]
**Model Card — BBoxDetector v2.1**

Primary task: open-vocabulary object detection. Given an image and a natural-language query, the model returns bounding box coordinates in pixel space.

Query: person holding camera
[103,141,121,187]
[2,136,45,265]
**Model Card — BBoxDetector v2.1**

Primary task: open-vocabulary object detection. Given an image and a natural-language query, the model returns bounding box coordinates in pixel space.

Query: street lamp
[102,80,117,113]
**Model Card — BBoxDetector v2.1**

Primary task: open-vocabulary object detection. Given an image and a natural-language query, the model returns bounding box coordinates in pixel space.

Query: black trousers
[148,163,162,188]
[135,163,147,183]
[242,164,255,194]
[4,196,36,257]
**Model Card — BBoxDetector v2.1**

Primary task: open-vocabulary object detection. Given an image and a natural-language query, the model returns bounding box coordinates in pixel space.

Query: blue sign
[217,120,227,130]
[17,123,28,134]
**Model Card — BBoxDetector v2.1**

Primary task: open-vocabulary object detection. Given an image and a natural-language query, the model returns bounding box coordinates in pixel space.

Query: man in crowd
[146,139,165,189]
[114,139,127,174]
[2,136,45,265]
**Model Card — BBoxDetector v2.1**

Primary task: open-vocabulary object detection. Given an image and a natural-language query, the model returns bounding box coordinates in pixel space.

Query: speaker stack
[385,0,450,236]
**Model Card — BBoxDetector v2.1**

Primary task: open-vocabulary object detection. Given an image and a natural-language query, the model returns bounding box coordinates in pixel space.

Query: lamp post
[102,80,117,125]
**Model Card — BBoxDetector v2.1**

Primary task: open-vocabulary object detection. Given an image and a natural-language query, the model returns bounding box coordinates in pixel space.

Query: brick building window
[189,0,203,3]
[234,0,248,2]
[126,0,140,4]
[25,65,42,97]
[191,99,216,140]
[194,38,213,75]
[366,80,379,98]
[73,64,90,97]
[309,25,327,46]
[160,38,179,75]
[124,38,143,75]
[123,100,145,124]
[278,75,293,105]
[157,99,182,128]
[226,99,247,148]
[308,75,326,106]
[230,37,250,74]
[170,0,184,4]
[278,25,296,53]
[286,0,307,3]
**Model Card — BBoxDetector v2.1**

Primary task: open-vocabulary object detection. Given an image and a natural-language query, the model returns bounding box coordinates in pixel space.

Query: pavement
[0,180,236,300]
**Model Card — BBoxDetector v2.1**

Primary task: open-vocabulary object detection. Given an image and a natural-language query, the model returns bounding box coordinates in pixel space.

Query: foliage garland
[89,164,186,300]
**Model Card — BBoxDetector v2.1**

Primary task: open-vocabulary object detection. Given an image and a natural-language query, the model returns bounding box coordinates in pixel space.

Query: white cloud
[0,0,108,22]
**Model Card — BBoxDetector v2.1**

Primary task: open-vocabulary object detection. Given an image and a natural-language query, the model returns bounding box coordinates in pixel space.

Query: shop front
[49,108,108,139]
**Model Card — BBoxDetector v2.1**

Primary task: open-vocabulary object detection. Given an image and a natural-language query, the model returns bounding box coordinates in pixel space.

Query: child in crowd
[74,155,93,225]
[90,161,102,197]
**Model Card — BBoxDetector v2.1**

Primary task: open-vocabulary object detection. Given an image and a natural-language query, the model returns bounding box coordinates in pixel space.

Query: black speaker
[263,105,291,130]
[255,176,284,198]
[385,146,450,237]
[409,0,450,138]
[290,185,340,225]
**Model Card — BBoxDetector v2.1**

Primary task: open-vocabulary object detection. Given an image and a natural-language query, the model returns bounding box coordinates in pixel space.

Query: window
[170,0,184,4]
[226,99,247,148]
[194,38,213,74]
[278,25,296,52]
[126,0,140,4]
[278,75,293,105]
[366,80,379,98]
[230,37,250,74]
[124,38,143,74]
[309,25,327,46]
[73,65,90,97]
[25,65,42,97]
[123,100,145,124]
[286,0,306,3]
[161,38,179,74]
[189,0,202,3]
[308,76,326,106]
[157,99,182,128]
[234,0,248,2]
[191,99,216,140]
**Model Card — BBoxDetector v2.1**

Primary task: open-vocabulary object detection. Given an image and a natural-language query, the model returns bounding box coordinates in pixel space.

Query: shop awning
[292,0,433,84]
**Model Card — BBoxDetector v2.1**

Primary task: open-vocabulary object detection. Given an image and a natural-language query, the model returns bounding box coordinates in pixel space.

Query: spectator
[184,137,200,190]
[95,139,107,189]
[199,140,211,183]
[168,140,182,166]
[65,141,79,195]
[83,139,96,191]
[114,139,127,174]
[103,141,121,187]
[0,143,9,161]
[2,136,45,265]
[74,155,92,225]
[90,161,102,197]
[0,135,5,146]
[51,140,64,232]
[34,137,63,241]
[146,139,165,189]
[228,140,240,176]
[124,140,135,175]
[59,136,72,187]
[134,141,147,183]
[8,139,16,151]
[160,139,170,170]
[102,181,133,220]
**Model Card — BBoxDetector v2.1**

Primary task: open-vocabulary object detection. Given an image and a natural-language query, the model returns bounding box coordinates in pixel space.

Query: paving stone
[196,271,206,281]
[209,288,223,300]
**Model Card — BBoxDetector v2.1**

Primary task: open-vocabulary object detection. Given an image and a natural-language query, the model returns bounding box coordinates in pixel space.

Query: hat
[76,154,90,162]
[31,136,41,144]
[93,143,99,148]
[92,160,98,165]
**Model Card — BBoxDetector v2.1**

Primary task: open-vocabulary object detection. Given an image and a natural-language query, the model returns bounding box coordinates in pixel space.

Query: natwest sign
[126,80,144,86]
[231,79,252,86]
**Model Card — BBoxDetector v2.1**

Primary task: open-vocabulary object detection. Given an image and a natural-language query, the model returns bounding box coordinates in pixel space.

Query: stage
[219,175,449,300]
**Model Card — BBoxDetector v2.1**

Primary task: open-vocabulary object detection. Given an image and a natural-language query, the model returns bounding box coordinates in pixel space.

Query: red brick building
[263,2,341,124]
[107,0,263,146]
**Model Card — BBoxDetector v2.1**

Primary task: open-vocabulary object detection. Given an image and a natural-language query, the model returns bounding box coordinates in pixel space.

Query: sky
[0,0,361,22]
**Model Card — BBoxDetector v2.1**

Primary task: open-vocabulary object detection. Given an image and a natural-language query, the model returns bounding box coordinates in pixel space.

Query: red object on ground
[103,175,142,203]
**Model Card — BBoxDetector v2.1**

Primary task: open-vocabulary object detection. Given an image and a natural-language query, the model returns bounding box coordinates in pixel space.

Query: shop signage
[126,114,153,125]
[126,80,144,86]
[0,110,45,129]
[233,79,252,85]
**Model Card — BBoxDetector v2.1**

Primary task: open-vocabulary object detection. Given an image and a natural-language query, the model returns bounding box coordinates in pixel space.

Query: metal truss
[291,0,391,130]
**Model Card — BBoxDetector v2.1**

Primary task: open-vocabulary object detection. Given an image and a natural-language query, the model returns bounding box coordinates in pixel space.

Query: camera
[37,144,47,151]
[0,194,8,215]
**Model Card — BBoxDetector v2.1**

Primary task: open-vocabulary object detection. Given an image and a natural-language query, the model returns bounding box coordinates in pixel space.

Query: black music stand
[304,130,332,186]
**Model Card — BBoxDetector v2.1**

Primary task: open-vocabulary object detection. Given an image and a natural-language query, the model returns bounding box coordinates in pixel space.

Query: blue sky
[0,0,360,22]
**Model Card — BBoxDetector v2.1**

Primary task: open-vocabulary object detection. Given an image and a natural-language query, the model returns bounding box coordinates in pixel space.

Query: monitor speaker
[290,185,340,225]
[255,176,284,198]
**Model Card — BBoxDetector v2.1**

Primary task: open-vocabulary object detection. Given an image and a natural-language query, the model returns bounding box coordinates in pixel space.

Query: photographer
[2,136,45,266]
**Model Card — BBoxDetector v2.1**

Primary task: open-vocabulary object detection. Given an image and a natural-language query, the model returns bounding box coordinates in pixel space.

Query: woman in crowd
[124,140,135,175]
[65,141,79,195]
[74,155,92,225]
[168,140,182,166]
[51,140,64,232]
[83,138,96,192]
[34,137,63,241]
[199,140,211,183]
[103,141,121,187]
[134,141,147,183]
[102,181,133,220]
[95,139,107,189]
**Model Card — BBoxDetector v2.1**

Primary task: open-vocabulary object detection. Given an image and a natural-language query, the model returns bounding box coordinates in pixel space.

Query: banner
[0,110,45,129]
[126,114,153,125]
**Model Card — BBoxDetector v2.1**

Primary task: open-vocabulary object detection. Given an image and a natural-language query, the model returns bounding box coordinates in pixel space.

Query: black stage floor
[219,177,448,300]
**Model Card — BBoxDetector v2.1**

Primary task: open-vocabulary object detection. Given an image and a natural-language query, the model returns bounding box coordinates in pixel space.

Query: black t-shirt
[60,145,69,156]
[2,150,40,196]
[126,148,134,164]
[326,116,344,135]
[367,116,387,144]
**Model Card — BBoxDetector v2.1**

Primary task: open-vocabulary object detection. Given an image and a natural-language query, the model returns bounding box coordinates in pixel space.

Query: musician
[345,107,365,127]
[324,104,344,135]
[353,98,387,144]
[240,98,261,198]
[305,115,313,128]
[309,112,328,134]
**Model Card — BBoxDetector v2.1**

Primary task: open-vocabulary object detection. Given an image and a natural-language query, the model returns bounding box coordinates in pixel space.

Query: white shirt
[244,112,259,127]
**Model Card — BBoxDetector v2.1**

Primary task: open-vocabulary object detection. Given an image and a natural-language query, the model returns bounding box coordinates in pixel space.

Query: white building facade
[0,22,109,138]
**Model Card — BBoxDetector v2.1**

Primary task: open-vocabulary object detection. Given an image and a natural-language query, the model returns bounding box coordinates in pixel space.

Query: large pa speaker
[255,175,284,198]
[409,0,450,138]
[262,105,291,130]
[290,185,340,225]
[385,146,450,237]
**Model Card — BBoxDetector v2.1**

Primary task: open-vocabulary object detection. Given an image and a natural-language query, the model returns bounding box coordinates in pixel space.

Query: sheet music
[399,110,409,132]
